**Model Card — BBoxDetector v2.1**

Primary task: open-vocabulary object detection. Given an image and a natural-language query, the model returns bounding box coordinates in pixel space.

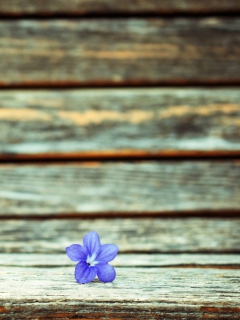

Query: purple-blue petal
[96,264,116,283]
[66,244,87,261]
[83,231,101,256]
[75,261,97,284]
[96,244,118,263]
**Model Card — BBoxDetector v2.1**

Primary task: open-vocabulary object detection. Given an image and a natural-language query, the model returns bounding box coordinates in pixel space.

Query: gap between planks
[1,13,240,19]
[1,80,240,88]
[0,83,240,89]
[0,210,240,220]
[0,151,240,163]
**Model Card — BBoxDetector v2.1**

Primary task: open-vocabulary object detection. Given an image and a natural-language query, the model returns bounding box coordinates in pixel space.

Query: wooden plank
[1,0,240,15]
[0,218,239,253]
[2,0,240,16]
[0,267,239,319]
[1,253,240,267]
[0,89,240,158]
[0,19,239,86]
[0,162,239,216]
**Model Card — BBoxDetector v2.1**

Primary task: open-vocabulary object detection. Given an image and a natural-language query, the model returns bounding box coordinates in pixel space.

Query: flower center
[86,253,98,266]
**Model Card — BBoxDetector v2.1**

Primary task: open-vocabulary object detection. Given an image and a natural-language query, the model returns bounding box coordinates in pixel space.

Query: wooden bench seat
[0,219,240,319]
[0,261,239,319]
[0,218,239,318]
[0,1,240,319]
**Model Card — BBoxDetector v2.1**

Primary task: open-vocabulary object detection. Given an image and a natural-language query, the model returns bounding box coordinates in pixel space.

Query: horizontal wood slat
[0,267,239,319]
[0,19,239,86]
[0,162,239,216]
[1,89,240,157]
[1,253,240,267]
[1,218,239,253]
[1,0,240,15]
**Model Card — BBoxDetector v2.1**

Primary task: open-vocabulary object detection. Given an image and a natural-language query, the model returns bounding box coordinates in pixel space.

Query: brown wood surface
[0,3,239,319]
[1,89,240,158]
[0,0,240,16]
[1,253,240,267]
[0,19,239,86]
[1,218,239,253]
[0,266,239,319]
[0,162,239,216]
[1,0,240,15]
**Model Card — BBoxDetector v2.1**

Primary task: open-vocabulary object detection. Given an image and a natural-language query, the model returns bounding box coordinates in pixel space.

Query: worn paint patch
[197,103,240,115]
[158,103,240,119]
[83,43,199,60]
[58,110,154,125]
[0,109,51,121]
[0,47,66,57]
[0,43,199,60]
[0,37,59,47]
[26,98,64,108]
[222,117,240,127]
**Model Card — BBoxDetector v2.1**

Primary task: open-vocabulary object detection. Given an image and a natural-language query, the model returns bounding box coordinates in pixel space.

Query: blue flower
[66,231,118,284]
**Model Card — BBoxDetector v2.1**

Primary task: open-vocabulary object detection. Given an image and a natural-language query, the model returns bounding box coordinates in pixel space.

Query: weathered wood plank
[1,0,240,15]
[2,0,240,16]
[1,253,240,267]
[0,162,239,215]
[0,218,239,253]
[1,89,240,157]
[0,267,239,319]
[0,19,239,86]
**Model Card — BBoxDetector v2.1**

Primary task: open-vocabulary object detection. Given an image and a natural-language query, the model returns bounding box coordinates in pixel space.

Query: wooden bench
[0,1,240,319]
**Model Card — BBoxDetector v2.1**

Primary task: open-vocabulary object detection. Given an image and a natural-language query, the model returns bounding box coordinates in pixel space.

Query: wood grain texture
[0,267,239,319]
[1,89,240,157]
[1,0,240,15]
[0,162,239,216]
[1,253,240,267]
[0,218,239,253]
[0,19,239,86]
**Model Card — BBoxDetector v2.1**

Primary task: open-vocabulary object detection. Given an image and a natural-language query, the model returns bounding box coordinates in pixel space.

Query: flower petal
[96,244,119,263]
[96,264,116,283]
[83,231,101,256]
[75,261,97,284]
[66,244,87,261]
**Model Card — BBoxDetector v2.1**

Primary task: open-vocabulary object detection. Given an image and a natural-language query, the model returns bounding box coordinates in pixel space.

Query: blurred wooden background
[0,1,240,319]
